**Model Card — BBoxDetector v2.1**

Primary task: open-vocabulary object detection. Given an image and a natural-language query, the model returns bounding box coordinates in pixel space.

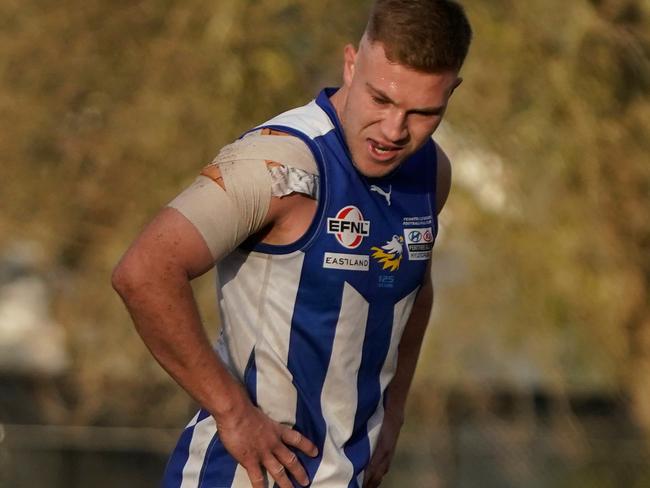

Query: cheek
[406,122,439,149]
[413,118,442,138]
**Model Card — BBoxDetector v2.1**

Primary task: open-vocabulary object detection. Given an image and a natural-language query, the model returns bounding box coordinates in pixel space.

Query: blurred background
[1,0,649,486]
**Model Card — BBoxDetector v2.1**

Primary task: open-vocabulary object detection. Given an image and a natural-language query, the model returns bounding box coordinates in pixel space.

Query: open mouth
[368,139,401,160]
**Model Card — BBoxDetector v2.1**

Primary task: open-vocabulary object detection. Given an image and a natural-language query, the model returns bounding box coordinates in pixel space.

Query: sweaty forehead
[358,46,458,107]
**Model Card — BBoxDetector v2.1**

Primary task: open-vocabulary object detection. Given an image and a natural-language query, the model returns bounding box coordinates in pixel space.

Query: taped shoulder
[237,130,318,175]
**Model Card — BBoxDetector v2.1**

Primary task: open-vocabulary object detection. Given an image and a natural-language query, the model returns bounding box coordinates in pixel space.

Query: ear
[449,77,463,96]
[342,44,357,87]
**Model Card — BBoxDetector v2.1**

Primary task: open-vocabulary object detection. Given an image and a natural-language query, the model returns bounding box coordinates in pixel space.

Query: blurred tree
[0,0,370,425]
[2,0,649,444]
[428,0,650,433]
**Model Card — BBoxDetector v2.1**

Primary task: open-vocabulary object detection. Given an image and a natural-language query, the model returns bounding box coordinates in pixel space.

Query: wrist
[209,380,251,425]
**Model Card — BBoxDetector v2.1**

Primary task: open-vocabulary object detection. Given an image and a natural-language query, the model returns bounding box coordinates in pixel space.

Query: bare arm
[112,176,317,488]
[112,207,242,417]
[364,144,451,487]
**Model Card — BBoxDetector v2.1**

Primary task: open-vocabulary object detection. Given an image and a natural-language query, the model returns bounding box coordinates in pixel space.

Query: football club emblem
[371,235,404,272]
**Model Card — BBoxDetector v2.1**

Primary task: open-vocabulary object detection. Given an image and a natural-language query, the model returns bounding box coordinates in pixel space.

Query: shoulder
[242,129,318,175]
[256,98,335,140]
[434,141,452,216]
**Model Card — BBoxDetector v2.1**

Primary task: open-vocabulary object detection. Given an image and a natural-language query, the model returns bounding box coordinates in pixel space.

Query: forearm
[111,209,249,420]
[115,273,245,418]
[384,277,434,422]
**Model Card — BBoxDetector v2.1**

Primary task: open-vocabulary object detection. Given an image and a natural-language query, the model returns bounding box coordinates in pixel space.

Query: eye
[371,96,389,105]
[411,109,443,118]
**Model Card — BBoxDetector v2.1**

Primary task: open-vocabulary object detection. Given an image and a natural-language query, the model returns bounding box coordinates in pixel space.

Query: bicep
[119,206,215,281]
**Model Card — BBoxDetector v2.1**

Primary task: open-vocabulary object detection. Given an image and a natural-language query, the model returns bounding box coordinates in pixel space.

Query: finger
[245,464,266,488]
[281,428,318,457]
[263,457,293,488]
[275,446,309,486]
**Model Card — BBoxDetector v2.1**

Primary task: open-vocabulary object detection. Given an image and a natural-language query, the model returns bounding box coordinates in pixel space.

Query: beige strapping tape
[213,135,318,174]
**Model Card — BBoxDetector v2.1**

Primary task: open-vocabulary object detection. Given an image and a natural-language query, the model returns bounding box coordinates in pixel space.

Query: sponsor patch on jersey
[323,252,369,271]
[327,206,370,249]
[403,227,434,260]
[370,235,404,272]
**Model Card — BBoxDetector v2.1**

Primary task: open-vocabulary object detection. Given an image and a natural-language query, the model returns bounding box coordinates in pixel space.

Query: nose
[381,108,409,145]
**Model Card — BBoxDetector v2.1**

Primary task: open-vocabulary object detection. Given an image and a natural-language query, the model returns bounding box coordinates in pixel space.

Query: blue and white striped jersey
[163,88,438,487]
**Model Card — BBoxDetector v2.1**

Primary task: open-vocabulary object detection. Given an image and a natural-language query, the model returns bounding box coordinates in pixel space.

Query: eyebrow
[366,82,445,115]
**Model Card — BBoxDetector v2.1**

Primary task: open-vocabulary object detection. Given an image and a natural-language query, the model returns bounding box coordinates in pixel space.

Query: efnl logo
[327,206,370,249]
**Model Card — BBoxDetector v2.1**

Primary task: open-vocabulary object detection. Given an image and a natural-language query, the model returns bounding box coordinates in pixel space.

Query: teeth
[370,141,395,155]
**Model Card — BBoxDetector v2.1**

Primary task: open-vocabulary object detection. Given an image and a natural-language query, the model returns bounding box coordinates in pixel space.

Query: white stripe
[218,252,270,380]
[230,464,253,487]
[311,282,369,486]
[180,416,217,488]
[255,252,305,424]
[231,465,274,488]
[225,253,307,487]
[364,288,420,464]
[356,471,365,487]
[186,410,201,429]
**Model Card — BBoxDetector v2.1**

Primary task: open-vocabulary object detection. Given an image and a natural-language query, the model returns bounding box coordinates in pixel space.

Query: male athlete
[112,1,472,486]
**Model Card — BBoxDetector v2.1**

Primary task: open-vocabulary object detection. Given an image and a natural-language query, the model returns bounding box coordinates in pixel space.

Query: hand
[363,413,404,488]
[216,397,318,488]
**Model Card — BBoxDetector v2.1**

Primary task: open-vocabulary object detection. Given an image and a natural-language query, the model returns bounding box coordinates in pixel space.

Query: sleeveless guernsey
[163,88,438,488]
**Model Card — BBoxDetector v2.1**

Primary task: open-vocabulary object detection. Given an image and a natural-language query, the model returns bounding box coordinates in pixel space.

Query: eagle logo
[371,235,404,272]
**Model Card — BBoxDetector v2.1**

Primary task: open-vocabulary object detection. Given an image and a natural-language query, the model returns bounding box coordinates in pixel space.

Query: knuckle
[285,453,298,465]
[246,471,265,486]
[270,468,290,488]
[242,458,259,469]
[286,430,302,443]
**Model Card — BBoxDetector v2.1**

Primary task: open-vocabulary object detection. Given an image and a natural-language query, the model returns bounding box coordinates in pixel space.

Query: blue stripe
[286,257,346,481]
[244,348,258,406]
[197,435,238,488]
[344,303,395,485]
[189,350,255,487]
[162,409,212,487]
